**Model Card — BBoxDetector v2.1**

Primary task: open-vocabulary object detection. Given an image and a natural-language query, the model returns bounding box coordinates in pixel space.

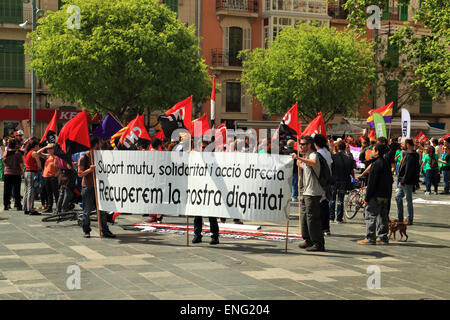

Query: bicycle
[41,209,98,226]
[344,178,367,220]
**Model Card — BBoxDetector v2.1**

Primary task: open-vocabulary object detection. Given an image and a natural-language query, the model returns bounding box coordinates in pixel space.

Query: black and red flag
[40,110,57,145]
[158,96,193,140]
[274,102,299,140]
[54,109,91,165]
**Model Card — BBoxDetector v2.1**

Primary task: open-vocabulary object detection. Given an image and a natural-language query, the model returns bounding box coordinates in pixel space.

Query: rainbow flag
[366,102,393,128]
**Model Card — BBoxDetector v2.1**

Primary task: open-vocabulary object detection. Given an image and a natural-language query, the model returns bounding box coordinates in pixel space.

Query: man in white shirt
[314,134,333,235]
[291,136,325,252]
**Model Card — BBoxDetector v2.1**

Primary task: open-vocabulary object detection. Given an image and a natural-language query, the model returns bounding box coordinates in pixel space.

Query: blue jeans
[395,164,400,187]
[395,184,413,222]
[443,170,449,192]
[329,185,345,222]
[81,186,108,234]
[291,173,298,199]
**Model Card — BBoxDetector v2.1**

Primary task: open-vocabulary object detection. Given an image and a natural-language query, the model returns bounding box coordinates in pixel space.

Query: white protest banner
[401,108,411,142]
[94,150,292,223]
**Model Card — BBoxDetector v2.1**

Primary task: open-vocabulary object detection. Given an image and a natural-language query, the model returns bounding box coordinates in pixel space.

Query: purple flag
[349,146,364,169]
[91,113,123,140]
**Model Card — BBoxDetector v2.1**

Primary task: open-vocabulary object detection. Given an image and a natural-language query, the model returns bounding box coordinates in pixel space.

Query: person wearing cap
[14,130,24,143]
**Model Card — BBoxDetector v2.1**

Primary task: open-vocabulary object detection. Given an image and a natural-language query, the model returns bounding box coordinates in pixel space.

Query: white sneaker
[425,191,430,195]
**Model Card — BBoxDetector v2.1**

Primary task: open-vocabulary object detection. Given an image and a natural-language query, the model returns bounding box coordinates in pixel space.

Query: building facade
[2,0,447,138]
[0,0,91,137]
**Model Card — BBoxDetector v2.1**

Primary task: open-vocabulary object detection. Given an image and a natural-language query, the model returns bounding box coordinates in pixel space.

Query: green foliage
[25,0,211,117]
[240,23,376,122]
[340,0,449,102]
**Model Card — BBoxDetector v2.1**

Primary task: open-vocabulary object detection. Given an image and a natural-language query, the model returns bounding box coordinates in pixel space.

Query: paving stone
[1,181,449,300]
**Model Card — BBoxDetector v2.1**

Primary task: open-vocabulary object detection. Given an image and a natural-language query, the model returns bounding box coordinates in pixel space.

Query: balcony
[216,0,259,20]
[0,7,38,28]
[263,0,328,16]
[211,49,244,68]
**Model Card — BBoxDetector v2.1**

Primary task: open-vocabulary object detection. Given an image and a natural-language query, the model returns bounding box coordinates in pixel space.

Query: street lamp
[20,1,44,137]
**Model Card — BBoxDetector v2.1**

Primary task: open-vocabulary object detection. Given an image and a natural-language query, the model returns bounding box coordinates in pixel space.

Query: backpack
[430,155,438,169]
[311,152,335,200]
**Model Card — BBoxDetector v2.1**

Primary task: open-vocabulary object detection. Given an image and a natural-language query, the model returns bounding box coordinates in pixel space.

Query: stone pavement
[0,181,449,300]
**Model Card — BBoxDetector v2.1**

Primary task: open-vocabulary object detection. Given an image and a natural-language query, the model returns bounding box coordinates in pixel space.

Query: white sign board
[94,151,293,223]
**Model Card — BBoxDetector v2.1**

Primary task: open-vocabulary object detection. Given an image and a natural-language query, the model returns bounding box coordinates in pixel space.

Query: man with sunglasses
[291,136,325,252]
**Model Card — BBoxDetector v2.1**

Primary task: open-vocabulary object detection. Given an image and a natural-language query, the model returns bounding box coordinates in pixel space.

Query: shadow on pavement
[412,222,450,229]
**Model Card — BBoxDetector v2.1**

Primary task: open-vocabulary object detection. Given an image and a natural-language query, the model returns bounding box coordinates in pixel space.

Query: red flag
[119,114,151,149]
[442,133,450,140]
[211,76,216,124]
[215,122,227,150]
[191,114,210,137]
[152,130,165,141]
[415,131,428,142]
[302,112,326,137]
[41,110,57,144]
[165,96,193,132]
[275,103,299,139]
[54,110,91,164]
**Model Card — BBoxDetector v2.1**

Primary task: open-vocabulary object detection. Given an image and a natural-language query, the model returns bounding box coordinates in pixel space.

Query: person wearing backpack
[421,146,439,195]
[313,134,333,235]
[291,135,325,252]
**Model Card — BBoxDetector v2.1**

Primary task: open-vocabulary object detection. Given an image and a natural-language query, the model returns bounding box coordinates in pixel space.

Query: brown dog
[388,220,408,241]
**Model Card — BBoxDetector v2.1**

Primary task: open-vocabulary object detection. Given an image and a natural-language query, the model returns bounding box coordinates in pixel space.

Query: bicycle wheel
[344,190,361,220]
[41,211,76,223]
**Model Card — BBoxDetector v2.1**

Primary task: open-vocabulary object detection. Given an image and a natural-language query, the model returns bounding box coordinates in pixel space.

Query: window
[229,27,243,66]
[386,35,399,68]
[162,0,178,14]
[400,4,408,21]
[226,82,241,112]
[385,80,398,113]
[0,0,23,23]
[0,40,25,88]
[272,16,291,40]
[382,0,399,20]
[419,86,432,114]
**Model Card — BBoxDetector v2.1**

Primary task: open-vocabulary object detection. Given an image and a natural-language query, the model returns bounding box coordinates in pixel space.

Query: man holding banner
[78,136,116,239]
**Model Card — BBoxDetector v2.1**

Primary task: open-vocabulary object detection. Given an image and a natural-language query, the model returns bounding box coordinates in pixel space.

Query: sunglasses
[299,142,308,146]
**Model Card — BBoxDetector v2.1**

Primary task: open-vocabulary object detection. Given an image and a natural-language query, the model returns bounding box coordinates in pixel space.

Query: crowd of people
[1,127,449,249]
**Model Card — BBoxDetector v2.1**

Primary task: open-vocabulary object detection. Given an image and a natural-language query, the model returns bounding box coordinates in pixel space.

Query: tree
[342,0,449,102]
[25,0,211,118]
[240,23,376,123]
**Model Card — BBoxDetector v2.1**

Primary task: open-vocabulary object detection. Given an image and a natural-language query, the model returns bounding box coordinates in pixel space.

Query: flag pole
[211,76,216,141]
[297,112,302,237]
[186,216,189,247]
[285,218,289,253]
[89,149,103,238]
[107,111,125,128]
